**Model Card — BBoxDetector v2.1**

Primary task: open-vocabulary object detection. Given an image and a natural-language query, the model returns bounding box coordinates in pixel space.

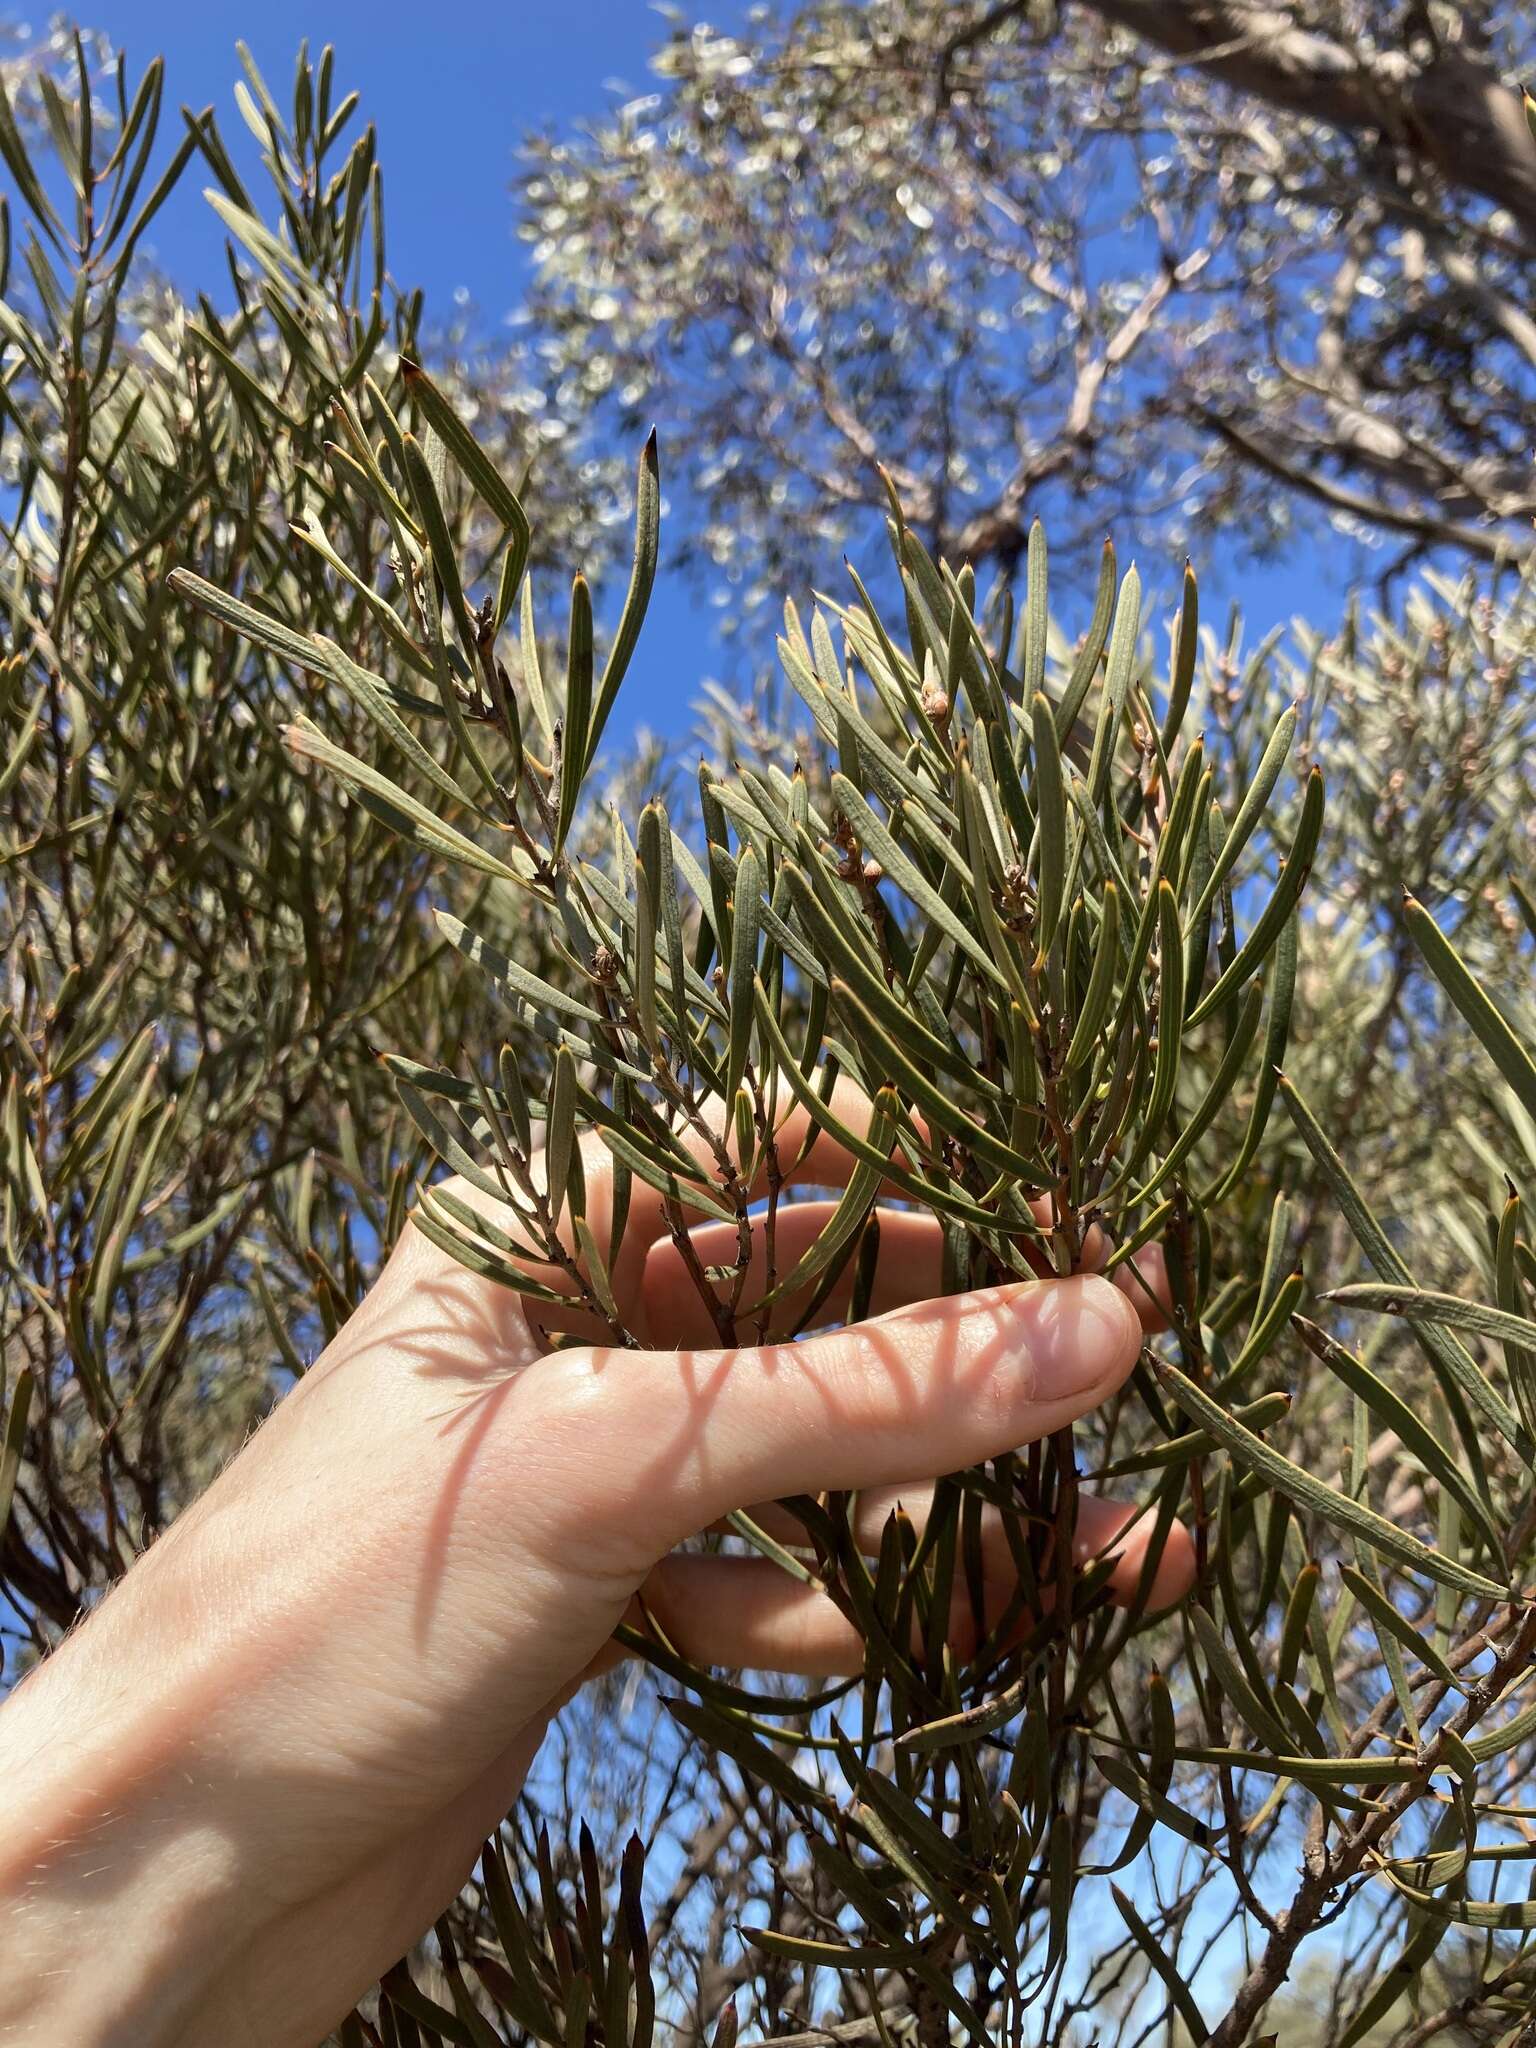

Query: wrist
[0,1616,251,2044]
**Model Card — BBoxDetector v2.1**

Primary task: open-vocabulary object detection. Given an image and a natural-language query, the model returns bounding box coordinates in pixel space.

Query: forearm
[0,1248,588,2046]
[0,1556,256,2045]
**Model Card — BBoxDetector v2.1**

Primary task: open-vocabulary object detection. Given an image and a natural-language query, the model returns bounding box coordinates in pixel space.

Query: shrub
[183,350,1536,2037]
[0,33,625,1654]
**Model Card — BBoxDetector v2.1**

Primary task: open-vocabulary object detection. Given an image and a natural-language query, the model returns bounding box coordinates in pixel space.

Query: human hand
[0,1087,1190,2047]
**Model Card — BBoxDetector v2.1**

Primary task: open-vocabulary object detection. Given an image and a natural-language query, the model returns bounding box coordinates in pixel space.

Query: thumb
[520,1273,1143,1565]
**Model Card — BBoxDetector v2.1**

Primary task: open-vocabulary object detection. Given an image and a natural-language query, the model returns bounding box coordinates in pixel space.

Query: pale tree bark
[1081,1,1536,236]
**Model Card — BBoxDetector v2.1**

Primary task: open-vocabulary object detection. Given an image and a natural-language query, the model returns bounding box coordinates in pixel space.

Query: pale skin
[0,1085,1193,2046]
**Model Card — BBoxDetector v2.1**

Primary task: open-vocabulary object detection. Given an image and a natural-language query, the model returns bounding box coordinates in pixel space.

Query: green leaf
[747,1089,897,1311]
[1290,1316,1500,1555]
[1110,1886,1209,2043]
[1160,560,1198,752]
[664,1694,816,1810]
[752,982,1008,1229]
[587,431,660,770]
[1141,1741,1420,1786]
[410,1189,566,1304]
[780,858,998,1099]
[1155,1359,1509,1599]
[1064,880,1121,1072]
[287,720,536,889]
[205,187,326,303]
[781,625,954,826]
[726,845,763,1104]
[594,1124,736,1226]
[556,574,593,851]
[1021,517,1048,699]
[121,1183,248,1280]
[1338,1563,1465,1695]
[1084,564,1141,809]
[1205,907,1296,1202]
[1405,894,1536,1124]
[394,1082,512,1211]
[1029,691,1066,957]
[0,1367,34,1550]
[1107,880,1182,1191]
[633,800,667,1049]
[1187,703,1298,932]
[380,1964,478,2048]
[1096,1390,1291,1478]
[0,68,67,248]
[400,430,477,660]
[1336,1917,1449,2048]
[830,773,1003,991]
[1467,1695,1536,1762]
[168,566,332,677]
[519,573,555,746]
[545,1045,578,1232]
[1187,766,1323,1027]
[896,1651,1051,1752]
[1495,1190,1536,1437]
[1094,1752,1214,1854]
[738,1928,902,1970]
[433,913,602,1030]
[1215,1270,1304,1392]
[400,352,530,575]
[1283,1073,1529,1461]
[1092,1669,1179,1874]
[1189,1602,1297,1757]
[1055,537,1116,741]
[310,637,469,812]
[1326,1284,1536,1357]
[1131,980,1263,1203]
[830,977,1049,1184]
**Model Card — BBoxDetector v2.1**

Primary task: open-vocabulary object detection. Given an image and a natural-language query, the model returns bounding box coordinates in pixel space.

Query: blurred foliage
[6,22,1536,2048]
[518,0,1536,617]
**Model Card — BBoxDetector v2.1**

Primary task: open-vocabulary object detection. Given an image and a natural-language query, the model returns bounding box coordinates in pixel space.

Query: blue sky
[98,1,737,307]
[85,0,1357,745]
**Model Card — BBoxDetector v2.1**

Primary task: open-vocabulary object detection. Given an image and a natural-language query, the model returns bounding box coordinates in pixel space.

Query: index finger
[520,1269,1145,1563]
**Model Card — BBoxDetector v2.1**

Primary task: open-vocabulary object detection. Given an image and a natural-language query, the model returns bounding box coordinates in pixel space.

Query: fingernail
[1024,1274,1140,1402]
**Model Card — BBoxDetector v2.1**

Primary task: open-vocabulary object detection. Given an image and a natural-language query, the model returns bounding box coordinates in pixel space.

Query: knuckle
[515,1349,668,1579]
[520,1345,613,1452]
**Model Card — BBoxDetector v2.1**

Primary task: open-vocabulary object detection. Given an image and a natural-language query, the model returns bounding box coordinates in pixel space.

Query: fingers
[626,1494,1195,1677]
[1078,1494,1195,1610]
[408,1066,1174,1352]
[1105,1239,1172,1335]
[736,1487,1195,1613]
[578,1080,879,1333]
[519,1272,1143,1568]
[1057,1213,1172,1336]
[643,1202,946,1344]
[632,1554,867,1676]
[641,1201,1172,1348]
[408,1079,889,1344]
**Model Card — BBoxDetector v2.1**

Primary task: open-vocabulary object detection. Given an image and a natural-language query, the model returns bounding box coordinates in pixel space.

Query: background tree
[520,0,1536,600]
